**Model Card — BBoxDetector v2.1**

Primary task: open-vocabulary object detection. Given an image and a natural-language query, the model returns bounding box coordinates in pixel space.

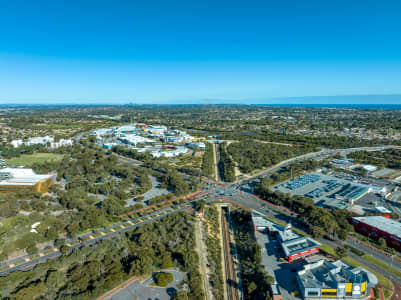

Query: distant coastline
[1,103,401,109]
[1,94,401,108]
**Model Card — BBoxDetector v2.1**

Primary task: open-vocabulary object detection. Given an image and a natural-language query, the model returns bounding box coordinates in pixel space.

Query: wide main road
[0,193,213,277]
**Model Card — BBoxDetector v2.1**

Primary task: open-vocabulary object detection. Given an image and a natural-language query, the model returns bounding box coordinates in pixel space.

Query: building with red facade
[351,216,401,251]
[252,211,321,263]
[278,224,321,263]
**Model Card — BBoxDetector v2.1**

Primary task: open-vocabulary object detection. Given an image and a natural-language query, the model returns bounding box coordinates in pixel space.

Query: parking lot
[272,171,393,212]
[272,173,351,203]
[352,193,386,214]
[255,231,301,300]
[105,270,185,300]
[125,176,169,207]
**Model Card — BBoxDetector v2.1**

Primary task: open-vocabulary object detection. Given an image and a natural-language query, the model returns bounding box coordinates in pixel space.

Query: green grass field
[7,153,64,167]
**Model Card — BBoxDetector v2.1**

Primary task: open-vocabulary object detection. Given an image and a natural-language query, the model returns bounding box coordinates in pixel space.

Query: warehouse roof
[352,216,401,239]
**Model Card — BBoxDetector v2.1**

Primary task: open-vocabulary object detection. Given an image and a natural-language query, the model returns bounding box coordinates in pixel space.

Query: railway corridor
[221,206,242,300]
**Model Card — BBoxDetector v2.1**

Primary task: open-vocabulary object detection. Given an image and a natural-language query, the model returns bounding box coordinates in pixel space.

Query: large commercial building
[91,128,113,136]
[0,168,55,193]
[297,258,377,299]
[113,125,138,135]
[117,135,155,147]
[11,136,55,148]
[351,216,401,251]
[145,125,167,135]
[252,211,320,263]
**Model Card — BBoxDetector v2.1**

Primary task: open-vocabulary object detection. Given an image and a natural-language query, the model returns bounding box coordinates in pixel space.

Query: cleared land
[6,153,64,167]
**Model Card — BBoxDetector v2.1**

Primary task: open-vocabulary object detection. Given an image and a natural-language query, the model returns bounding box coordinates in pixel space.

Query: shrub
[154,272,174,287]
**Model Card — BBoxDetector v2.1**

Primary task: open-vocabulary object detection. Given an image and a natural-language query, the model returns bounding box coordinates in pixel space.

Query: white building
[297,259,377,299]
[11,139,23,148]
[362,165,377,172]
[0,168,55,193]
[118,135,156,147]
[50,139,73,149]
[25,136,54,146]
[0,168,36,179]
[11,136,70,148]
[148,146,189,158]
[146,125,167,135]
[186,142,206,150]
[91,128,113,136]
[113,125,138,135]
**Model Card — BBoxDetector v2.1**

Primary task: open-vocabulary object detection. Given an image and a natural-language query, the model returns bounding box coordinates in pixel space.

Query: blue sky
[0,0,401,104]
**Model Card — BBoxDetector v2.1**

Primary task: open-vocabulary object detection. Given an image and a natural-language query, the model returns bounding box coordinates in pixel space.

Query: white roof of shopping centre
[0,168,53,185]
[0,168,36,177]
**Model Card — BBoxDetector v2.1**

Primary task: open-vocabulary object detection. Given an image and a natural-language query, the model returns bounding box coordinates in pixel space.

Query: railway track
[221,207,240,300]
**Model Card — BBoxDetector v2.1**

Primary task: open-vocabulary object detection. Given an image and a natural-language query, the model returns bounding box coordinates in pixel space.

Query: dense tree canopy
[0,213,204,300]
